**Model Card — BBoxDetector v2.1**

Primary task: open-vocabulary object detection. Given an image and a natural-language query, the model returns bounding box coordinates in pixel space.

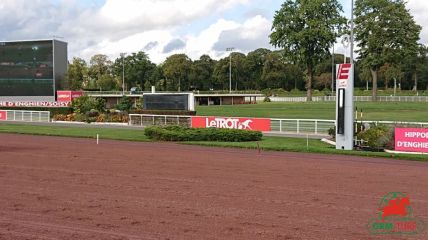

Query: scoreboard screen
[0,40,54,96]
[144,94,190,110]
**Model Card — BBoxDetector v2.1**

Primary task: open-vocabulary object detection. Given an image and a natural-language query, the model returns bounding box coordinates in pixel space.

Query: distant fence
[262,96,428,102]
[0,110,50,122]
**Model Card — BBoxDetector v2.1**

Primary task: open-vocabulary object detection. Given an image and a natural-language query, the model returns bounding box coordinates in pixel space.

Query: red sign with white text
[395,128,428,153]
[0,101,71,108]
[0,110,6,121]
[192,116,271,131]
[336,63,352,88]
[57,91,83,102]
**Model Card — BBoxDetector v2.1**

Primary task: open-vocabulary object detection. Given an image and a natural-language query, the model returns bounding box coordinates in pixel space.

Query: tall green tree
[89,54,112,79]
[189,55,216,90]
[67,57,88,90]
[162,54,192,91]
[270,0,346,101]
[113,51,154,91]
[245,48,272,89]
[354,0,421,100]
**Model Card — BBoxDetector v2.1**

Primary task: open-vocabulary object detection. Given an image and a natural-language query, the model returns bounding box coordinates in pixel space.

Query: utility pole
[226,47,234,93]
[120,53,126,95]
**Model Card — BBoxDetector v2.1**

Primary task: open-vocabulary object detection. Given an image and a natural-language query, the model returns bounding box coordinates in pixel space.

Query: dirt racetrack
[0,133,427,240]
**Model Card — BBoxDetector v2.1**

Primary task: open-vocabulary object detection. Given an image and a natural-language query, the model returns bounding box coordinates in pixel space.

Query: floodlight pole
[350,0,354,65]
[120,53,126,95]
[226,47,234,93]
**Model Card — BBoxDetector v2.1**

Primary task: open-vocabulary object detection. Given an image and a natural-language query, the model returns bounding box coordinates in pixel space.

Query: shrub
[357,124,393,149]
[116,96,133,112]
[263,97,271,102]
[72,95,105,114]
[144,126,263,142]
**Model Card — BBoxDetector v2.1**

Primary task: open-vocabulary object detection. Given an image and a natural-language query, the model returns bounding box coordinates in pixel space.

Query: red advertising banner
[57,91,83,102]
[0,110,6,121]
[0,101,71,108]
[395,128,428,153]
[191,116,271,131]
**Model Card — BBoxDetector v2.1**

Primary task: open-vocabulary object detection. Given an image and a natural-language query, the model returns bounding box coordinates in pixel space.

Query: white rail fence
[129,114,428,136]
[270,119,335,135]
[0,110,50,122]
[129,114,191,127]
[264,96,428,102]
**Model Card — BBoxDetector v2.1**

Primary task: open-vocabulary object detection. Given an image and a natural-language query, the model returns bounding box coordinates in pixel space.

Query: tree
[113,51,154,90]
[354,0,421,100]
[212,58,230,90]
[245,48,272,89]
[162,54,192,91]
[89,54,112,79]
[189,55,216,90]
[261,51,303,90]
[270,0,346,101]
[67,57,88,90]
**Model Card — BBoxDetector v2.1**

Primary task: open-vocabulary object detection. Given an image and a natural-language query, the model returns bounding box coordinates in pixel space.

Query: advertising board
[395,128,428,153]
[191,116,271,131]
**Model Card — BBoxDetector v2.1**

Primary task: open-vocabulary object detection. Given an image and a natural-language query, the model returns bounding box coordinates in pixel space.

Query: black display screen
[144,94,189,110]
[0,40,54,96]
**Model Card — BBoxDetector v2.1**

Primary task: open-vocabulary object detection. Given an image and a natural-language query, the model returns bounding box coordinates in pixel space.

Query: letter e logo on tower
[337,63,352,88]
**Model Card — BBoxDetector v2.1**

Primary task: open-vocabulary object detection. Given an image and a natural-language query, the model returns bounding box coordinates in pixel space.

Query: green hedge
[144,125,262,142]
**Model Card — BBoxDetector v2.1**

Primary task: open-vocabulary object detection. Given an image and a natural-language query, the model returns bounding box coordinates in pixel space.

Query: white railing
[360,120,428,128]
[0,110,50,122]
[268,96,428,102]
[270,119,335,135]
[129,114,191,127]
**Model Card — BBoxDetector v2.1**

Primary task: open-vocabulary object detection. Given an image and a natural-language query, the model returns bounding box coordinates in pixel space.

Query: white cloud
[213,15,272,55]
[407,0,428,45]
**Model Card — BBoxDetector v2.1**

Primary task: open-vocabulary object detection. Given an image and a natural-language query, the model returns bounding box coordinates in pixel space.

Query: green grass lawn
[0,123,426,161]
[196,102,428,122]
[0,124,149,142]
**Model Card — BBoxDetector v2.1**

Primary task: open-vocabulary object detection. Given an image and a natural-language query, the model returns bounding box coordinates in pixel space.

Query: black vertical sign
[337,88,345,134]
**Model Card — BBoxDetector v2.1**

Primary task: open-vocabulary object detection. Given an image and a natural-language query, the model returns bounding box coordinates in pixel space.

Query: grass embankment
[0,123,426,161]
[196,102,428,122]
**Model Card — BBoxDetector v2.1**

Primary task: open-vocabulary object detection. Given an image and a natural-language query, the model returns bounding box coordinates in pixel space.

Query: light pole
[226,47,234,93]
[350,0,354,65]
[332,45,335,95]
[120,53,126,95]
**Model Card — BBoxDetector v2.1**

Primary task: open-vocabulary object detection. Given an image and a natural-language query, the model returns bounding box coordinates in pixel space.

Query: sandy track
[0,133,427,239]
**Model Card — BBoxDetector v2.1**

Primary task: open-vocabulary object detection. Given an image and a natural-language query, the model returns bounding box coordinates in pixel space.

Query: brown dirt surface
[0,133,427,240]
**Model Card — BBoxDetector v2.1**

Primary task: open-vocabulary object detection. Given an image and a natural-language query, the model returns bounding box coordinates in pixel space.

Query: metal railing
[361,120,428,128]
[270,119,335,135]
[267,96,428,102]
[0,110,50,122]
[128,114,428,136]
[129,114,191,127]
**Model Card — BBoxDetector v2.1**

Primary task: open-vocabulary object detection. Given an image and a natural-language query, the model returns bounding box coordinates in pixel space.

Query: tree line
[67,0,428,100]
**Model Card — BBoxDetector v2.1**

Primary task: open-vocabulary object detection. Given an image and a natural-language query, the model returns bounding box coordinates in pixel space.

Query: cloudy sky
[0,0,426,63]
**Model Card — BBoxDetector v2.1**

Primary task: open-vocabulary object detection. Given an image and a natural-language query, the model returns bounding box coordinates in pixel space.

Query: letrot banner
[191,116,271,131]
[395,128,428,153]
